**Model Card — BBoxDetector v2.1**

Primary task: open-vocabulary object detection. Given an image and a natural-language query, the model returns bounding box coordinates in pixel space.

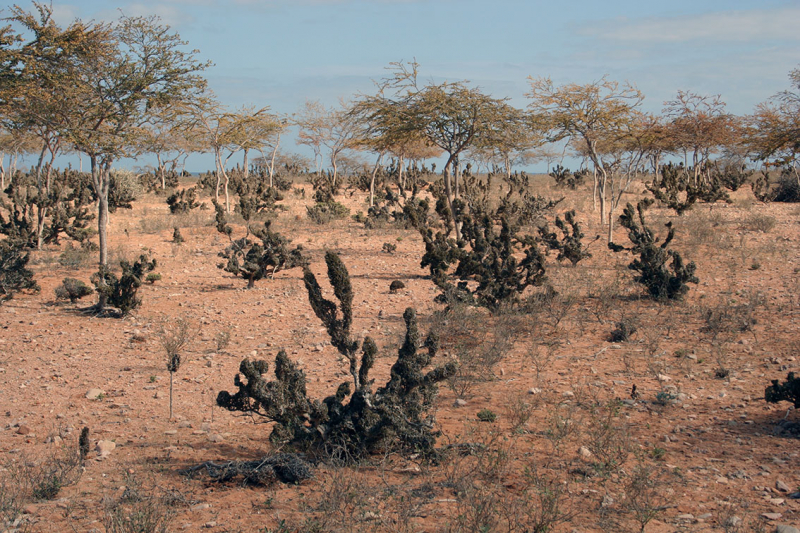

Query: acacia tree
[0,124,39,190]
[356,62,524,240]
[0,4,110,249]
[351,69,433,207]
[252,116,288,187]
[527,76,643,243]
[228,106,281,183]
[749,66,800,168]
[59,14,208,312]
[295,99,360,192]
[192,99,238,209]
[663,90,739,184]
[137,102,201,190]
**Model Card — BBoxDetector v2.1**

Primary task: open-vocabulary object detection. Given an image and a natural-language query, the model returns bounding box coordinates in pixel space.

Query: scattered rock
[776,480,791,492]
[208,434,224,443]
[578,446,592,459]
[762,513,782,520]
[724,516,742,528]
[453,399,467,407]
[190,503,210,512]
[528,388,541,395]
[775,525,800,533]
[16,425,31,435]
[96,440,116,457]
[86,388,105,400]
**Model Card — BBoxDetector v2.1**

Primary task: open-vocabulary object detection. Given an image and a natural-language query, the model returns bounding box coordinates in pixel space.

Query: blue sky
[26,0,800,171]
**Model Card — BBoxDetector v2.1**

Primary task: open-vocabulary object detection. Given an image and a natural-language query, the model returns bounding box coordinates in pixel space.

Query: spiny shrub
[538,210,594,266]
[217,220,306,289]
[1,169,95,248]
[610,200,698,300]
[107,169,141,213]
[647,163,730,215]
[166,186,203,214]
[306,200,350,225]
[172,227,184,244]
[713,161,753,192]
[54,278,93,303]
[406,174,553,312]
[217,252,457,460]
[0,240,39,304]
[752,166,800,203]
[549,164,588,190]
[765,372,800,408]
[91,254,157,316]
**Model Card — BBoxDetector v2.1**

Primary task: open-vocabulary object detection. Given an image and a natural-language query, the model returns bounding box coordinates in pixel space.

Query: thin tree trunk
[33,144,48,250]
[242,148,249,181]
[607,208,614,245]
[157,154,166,189]
[598,169,607,226]
[369,152,384,208]
[331,152,338,191]
[443,155,461,241]
[169,372,174,420]
[398,155,405,190]
[268,133,281,188]
[214,150,222,204]
[91,156,111,311]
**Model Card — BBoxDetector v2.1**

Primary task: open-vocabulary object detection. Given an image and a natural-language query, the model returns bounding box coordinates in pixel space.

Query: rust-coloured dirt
[1,178,798,532]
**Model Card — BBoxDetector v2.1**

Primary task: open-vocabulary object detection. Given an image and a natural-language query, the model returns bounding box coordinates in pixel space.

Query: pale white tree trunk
[368,151,384,208]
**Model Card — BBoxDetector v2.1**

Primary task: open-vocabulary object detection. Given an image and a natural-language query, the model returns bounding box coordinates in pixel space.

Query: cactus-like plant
[765,372,800,409]
[217,220,306,289]
[538,210,594,266]
[406,174,554,311]
[91,254,157,316]
[217,252,457,459]
[0,240,39,304]
[647,163,731,215]
[610,200,698,300]
[166,186,203,214]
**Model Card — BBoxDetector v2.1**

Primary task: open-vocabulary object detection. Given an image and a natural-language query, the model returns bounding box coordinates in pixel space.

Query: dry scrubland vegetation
[1,4,800,533]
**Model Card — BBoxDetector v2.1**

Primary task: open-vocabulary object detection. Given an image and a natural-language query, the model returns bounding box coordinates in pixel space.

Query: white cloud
[51,5,80,24]
[115,4,192,27]
[586,5,800,43]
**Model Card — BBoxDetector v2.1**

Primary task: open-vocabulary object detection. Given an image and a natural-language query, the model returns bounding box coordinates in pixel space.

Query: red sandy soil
[0,177,798,532]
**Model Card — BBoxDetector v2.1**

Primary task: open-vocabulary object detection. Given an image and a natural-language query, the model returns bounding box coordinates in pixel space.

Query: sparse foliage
[54,277,93,303]
[158,316,195,419]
